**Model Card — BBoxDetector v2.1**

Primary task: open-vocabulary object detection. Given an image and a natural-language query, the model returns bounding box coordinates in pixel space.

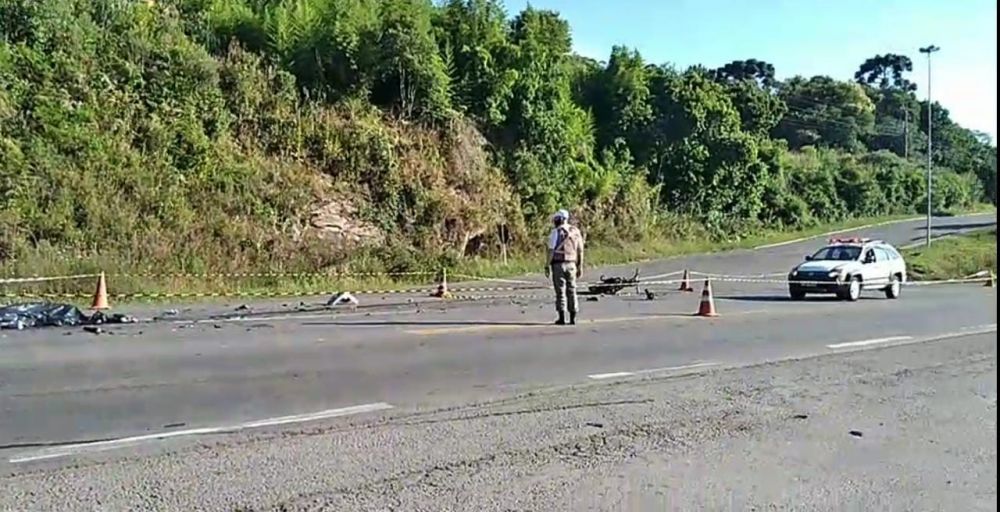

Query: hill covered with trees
[0,0,995,276]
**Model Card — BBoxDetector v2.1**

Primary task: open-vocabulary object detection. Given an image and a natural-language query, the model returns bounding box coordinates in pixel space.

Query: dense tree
[774,76,876,152]
[431,0,515,126]
[367,0,452,119]
[587,46,653,151]
[712,59,777,89]
[854,53,916,92]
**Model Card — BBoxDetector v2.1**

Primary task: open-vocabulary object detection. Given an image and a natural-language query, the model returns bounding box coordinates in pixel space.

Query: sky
[506,0,998,142]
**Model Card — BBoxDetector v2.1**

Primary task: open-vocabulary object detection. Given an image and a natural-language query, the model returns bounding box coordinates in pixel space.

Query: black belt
[550,260,576,264]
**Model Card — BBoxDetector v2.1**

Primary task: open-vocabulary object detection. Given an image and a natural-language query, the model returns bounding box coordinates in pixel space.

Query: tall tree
[587,46,653,150]
[368,0,452,119]
[260,0,380,98]
[501,7,595,220]
[854,53,916,91]
[712,59,777,89]
[431,0,516,126]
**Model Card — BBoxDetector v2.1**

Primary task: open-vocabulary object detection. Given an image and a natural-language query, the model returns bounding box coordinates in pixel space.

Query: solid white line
[960,323,997,332]
[10,402,393,464]
[587,371,636,380]
[826,336,913,349]
[633,362,718,375]
[587,362,718,380]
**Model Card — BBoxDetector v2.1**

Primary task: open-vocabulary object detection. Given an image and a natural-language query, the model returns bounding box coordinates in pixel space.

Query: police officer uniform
[546,209,584,325]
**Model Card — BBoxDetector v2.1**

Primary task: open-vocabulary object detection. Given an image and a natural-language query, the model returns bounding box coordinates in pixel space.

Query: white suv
[788,238,907,301]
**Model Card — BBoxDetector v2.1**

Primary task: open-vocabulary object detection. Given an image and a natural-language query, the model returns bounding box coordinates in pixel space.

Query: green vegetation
[0,1,996,297]
[904,230,997,281]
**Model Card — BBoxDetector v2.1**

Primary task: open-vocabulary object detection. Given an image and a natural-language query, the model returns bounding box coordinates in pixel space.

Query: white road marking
[632,362,718,375]
[938,324,997,337]
[587,371,636,380]
[588,362,718,380]
[826,336,913,349]
[960,323,997,332]
[754,217,924,250]
[9,402,393,464]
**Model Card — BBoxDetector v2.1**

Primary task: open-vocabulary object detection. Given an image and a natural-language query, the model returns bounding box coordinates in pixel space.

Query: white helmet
[553,209,570,221]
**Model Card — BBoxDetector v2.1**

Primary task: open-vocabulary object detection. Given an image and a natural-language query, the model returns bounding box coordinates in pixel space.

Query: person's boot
[569,311,577,325]
[555,312,566,325]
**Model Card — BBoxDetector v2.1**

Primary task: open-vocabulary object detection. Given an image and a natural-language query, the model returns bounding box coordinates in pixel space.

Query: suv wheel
[838,276,862,302]
[885,274,901,299]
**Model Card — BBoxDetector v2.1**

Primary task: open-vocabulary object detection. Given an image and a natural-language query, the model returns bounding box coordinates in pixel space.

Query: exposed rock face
[307,201,384,248]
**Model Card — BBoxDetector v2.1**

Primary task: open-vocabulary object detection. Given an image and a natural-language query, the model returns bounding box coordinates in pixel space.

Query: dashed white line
[10,402,393,464]
[588,362,718,380]
[826,336,913,349]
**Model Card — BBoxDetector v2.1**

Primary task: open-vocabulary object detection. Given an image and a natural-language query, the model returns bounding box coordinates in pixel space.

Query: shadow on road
[923,221,996,231]
[302,320,551,327]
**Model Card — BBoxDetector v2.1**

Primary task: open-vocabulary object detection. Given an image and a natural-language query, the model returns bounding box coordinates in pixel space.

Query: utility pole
[903,109,909,158]
[919,45,940,247]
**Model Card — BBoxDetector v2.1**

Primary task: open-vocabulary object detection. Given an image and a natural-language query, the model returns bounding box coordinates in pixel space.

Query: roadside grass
[2,209,994,304]
[903,229,997,281]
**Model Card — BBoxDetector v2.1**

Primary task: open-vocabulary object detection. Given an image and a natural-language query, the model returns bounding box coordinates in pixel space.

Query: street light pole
[920,45,940,247]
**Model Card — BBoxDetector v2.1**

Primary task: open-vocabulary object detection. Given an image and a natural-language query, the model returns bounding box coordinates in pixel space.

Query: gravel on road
[1,333,995,511]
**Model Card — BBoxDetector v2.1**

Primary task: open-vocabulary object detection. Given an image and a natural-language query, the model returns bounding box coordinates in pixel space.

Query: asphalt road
[0,213,995,510]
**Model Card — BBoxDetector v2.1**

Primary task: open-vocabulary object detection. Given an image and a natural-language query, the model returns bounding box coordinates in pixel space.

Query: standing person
[545,209,584,325]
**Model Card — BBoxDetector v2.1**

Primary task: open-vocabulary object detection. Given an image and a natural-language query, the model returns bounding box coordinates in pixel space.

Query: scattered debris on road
[586,296,600,302]
[643,289,656,300]
[792,414,809,420]
[849,430,864,437]
[82,326,104,335]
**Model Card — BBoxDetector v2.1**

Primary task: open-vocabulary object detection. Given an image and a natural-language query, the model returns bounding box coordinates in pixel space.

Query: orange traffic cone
[678,269,694,292]
[91,272,110,310]
[431,268,452,299]
[695,279,718,317]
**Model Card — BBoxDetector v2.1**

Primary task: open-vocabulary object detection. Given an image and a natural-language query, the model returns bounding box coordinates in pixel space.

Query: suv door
[873,247,894,286]
[860,248,883,288]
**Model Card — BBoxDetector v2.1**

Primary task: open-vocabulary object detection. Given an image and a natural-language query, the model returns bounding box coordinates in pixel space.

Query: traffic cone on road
[91,272,110,310]
[695,279,718,317]
[431,268,453,299]
[678,269,694,292]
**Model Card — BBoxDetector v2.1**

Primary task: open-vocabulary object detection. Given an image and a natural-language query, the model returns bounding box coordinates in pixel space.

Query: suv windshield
[811,246,862,261]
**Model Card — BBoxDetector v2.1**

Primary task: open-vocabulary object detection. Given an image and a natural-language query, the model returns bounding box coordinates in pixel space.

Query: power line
[779,113,903,137]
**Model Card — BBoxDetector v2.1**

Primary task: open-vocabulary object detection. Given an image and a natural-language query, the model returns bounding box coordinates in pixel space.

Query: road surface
[0,213,995,511]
